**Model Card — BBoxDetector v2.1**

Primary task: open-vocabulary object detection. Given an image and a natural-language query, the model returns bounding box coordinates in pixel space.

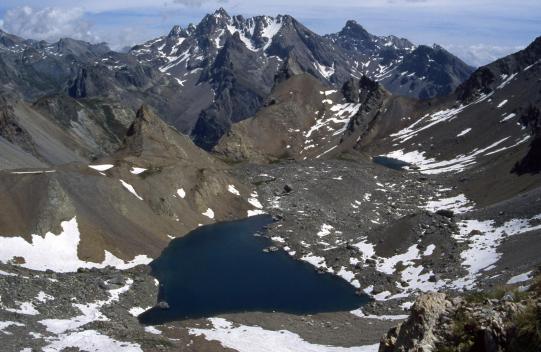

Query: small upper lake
[139,215,368,325]
[372,156,411,170]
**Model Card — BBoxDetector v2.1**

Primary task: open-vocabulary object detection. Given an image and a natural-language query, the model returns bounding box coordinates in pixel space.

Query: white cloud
[1,6,99,43]
[172,0,228,7]
[443,43,526,67]
[0,2,536,62]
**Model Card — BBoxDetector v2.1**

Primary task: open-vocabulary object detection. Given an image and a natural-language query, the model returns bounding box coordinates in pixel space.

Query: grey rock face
[326,21,474,100]
[0,9,474,151]
[129,9,473,149]
[456,36,541,103]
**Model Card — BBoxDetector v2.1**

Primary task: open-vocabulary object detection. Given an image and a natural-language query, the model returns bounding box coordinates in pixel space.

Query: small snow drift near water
[247,191,267,217]
[39,278,143,351]
[0,218,151,272]
[189,318,379,352]
[350,308,408,321]
[202,208,215,219]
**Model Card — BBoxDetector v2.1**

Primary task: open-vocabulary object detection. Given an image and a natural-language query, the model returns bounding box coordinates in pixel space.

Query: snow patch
[130,167,147,175]
[350,309,408,321]
[228,185,240,196]
[88,164,114,172]
[385,137,511,174]
[202,208,215,219]
[177,188,186,198]
[423,244,436,256]
[248,192,263,209]
[34,281,142,352]
[0,321,25,334]
[456,128,471,137]
[451,215,541,288]
[507,271,533,285]
[120,180,143,200]
[43,330,143,352]
[500,113,516,122]
[0,217,152,273]
[144,326,162,335]
[314,61,335,79]
[129,306,151,317]
[36,291,54,303]
[421,194,474,214]
[497,73,517,89]
[189,317,379,352]
[248,210,266,217]
[496,100,508,108]
[3,301,39,316]
[317,224,334,237]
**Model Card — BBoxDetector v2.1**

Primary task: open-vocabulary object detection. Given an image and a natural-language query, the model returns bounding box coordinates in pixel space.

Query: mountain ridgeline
[0,8,473,150]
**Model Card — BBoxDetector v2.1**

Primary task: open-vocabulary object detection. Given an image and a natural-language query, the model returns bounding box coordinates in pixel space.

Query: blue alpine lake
[372,156,410,170]
[139,215,368,325]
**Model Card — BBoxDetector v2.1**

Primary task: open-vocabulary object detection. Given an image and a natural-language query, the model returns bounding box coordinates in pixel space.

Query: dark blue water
[372,156,410,170]
[139,215,368,325]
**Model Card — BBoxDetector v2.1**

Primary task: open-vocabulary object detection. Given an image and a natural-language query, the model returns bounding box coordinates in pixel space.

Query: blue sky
[0,0,539,66]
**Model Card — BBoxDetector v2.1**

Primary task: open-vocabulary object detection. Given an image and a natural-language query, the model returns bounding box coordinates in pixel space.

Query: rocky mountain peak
[121,104,212,162]
[121,105,170,158]
[196,9,233,36]
[213,7,230,19]
[339,20,372,41]
[55,38,111,58]
[168,25,184,38]
[187,23,197,34]
[276,14,295,26]
[520,35,541,63]
[0,29,24,47]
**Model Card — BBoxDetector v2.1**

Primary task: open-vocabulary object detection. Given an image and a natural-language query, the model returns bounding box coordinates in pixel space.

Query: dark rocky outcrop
[380,275,541,352]
[456,36,541,103]
[0,103,38,157]
[513,105,541,174]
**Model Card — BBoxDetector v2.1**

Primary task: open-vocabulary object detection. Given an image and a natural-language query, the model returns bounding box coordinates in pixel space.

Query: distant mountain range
[0,8,474,150]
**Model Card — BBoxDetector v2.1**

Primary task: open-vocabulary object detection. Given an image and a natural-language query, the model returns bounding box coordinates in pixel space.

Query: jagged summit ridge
[0,8,475,151]
[124,9,475,149]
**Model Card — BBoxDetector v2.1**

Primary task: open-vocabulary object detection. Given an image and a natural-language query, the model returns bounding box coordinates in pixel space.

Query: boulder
[436,209,454,218]
[157,301,170,310]
[379,292,451,352]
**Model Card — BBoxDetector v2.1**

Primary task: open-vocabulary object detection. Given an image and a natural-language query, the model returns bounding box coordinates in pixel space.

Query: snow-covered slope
[374,37,541,181]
